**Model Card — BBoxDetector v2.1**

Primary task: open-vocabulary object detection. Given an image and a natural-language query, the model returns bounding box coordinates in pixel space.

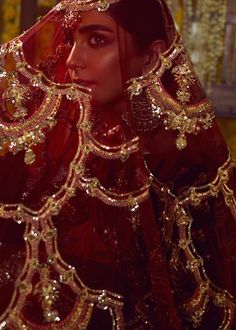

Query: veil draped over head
[0,0,235,329]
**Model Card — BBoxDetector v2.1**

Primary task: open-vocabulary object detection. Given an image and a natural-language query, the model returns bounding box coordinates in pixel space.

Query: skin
[66,10,165,123]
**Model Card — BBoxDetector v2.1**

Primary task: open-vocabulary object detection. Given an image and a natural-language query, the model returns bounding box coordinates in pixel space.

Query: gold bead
[98,0,109,11]
[176,134,187,150]
[24,148,36,165]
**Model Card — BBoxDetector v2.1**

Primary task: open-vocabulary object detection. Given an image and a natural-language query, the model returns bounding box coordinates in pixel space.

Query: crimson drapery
[0,1,235,329]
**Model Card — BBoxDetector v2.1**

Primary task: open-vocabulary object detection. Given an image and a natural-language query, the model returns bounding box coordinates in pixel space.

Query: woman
[0,0,235,329]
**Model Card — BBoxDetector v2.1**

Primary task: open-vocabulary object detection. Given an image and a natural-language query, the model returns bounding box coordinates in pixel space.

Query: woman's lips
[73,78,95,88]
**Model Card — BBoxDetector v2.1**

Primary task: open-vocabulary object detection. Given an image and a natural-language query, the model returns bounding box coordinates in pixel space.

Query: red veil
[0,0,235,329]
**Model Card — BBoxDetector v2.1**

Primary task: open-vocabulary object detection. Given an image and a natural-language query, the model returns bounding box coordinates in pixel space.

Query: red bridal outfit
[0,0,235,329]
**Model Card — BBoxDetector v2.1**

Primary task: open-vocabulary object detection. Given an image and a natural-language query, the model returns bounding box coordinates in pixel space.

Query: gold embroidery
[127,36,214,150]
[145,155,236,328]
[56,0,119,12]
[3,80,30,120]
[0,210,125,328]
[172,55,196,104]
[175,204,235,329]
[181,154,235,207]
[0,33,154,328]
[34,267,61,323]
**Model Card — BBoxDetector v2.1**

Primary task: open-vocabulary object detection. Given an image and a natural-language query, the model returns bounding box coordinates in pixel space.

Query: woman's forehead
[78,9,117,31]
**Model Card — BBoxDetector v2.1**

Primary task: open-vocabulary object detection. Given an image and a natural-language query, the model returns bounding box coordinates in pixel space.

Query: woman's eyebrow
[78,24,115,34]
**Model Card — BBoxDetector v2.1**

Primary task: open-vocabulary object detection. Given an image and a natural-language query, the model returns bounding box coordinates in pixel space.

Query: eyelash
[66,32,110,49]
[88,33,108,48]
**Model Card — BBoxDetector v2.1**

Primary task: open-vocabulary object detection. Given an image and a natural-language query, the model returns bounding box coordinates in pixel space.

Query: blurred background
[0,0,236,156]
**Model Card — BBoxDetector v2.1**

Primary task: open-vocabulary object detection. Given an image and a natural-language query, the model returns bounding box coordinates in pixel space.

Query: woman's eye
[88,34,107,47]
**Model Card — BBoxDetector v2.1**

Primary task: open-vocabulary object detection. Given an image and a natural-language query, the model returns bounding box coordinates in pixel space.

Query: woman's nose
[66,43,86,70]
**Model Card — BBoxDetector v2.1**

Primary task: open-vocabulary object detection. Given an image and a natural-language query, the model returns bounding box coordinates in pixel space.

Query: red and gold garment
[0,0,235,329]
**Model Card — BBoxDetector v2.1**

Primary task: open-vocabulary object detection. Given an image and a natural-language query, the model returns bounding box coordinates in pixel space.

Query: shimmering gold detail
[175,203,235,329]
[3,81,29,119]
[176,134,187,150]
[24,148,36,165]
[34,267,60,323]
[0,40,68,164]
[0,6,235,329]
[14,205,24,223]
[0,205,4,216]
[86,134,140,160]
[181,154,235,207]
[56,0,119,12]
[127,36,214,150]
[172,55,195,104]
[97,0,110,11]
[128,201,141,230]
[0,33,151,329]
[183,282,210,328]
[127,79,143,99]
[173,155,236,328]
[18,281,32,294]
[127,36,182,96]
[0,212,124,328]
[146,155,236,329]
[0,91,58,164]
[1,39,143,169]
[10,39,90,99]
[166,0,228,90]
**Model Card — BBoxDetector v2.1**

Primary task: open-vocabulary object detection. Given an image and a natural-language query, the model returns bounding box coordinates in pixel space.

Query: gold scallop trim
[175,205,235,329]
[0,35,151,327]
[127,35,214,150]
[146,155,236,328]
[0,214,124,329]
[180,154,235,208]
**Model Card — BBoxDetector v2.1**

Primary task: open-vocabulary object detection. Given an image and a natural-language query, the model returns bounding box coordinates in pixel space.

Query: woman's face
[66,10,146,106]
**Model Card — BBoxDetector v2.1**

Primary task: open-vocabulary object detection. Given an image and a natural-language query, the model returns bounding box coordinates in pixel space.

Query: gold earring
[126,60,164,133]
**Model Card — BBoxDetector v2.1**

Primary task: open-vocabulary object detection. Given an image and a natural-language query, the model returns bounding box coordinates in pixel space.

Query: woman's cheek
[88,51,123,104]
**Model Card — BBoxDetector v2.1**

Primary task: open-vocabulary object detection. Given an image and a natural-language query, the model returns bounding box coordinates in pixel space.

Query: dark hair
[109,0,169,50]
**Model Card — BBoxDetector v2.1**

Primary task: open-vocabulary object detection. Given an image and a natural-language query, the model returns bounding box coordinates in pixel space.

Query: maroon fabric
[0,1,235,329]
